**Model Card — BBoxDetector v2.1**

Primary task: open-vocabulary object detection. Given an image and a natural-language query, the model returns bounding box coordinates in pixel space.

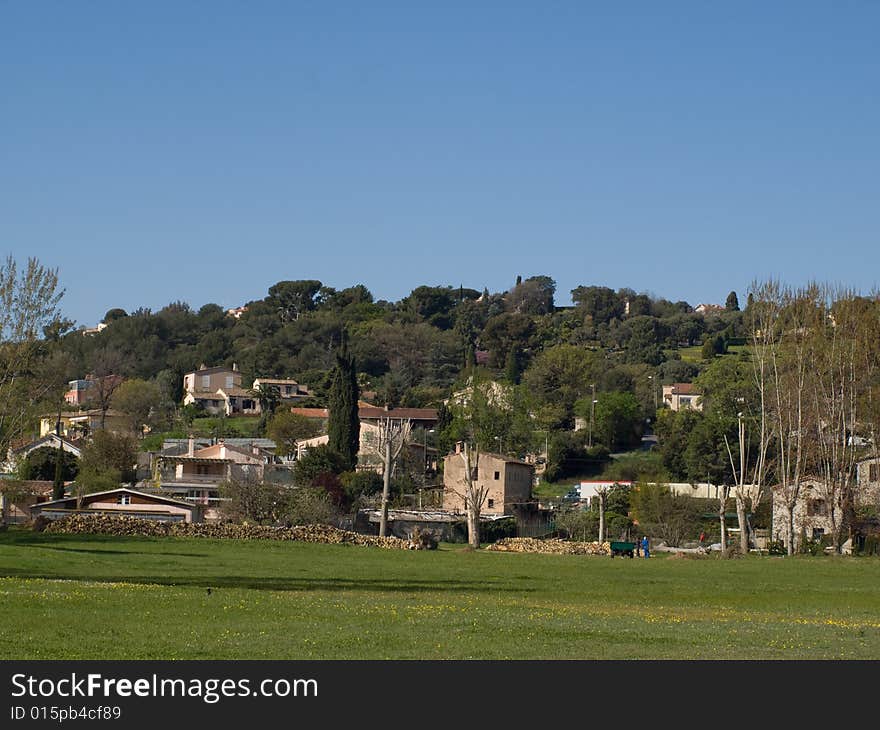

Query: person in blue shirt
[641,535,650,558]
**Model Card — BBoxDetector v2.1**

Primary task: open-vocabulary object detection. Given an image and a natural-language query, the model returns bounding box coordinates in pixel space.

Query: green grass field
[2,529,879,660]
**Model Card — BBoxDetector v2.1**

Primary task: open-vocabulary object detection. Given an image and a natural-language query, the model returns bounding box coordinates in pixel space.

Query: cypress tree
[505,348,520,384]
[327,332,360,471]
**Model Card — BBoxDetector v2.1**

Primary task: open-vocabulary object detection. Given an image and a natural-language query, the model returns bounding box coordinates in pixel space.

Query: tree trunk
[467,503,480,549]
[598,492,606,544]
[379,438,392,537]
[718,488,727,552]
[735,491,749,554]
[786,505,796,556]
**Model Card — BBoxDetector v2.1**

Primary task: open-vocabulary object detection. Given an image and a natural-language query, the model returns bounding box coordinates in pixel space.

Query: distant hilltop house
[226,305,248,319]
[694,303,725,315]
[64,374,125,407]
[80,322,108,336]
[662,383,703,412]
[182,364,311,416]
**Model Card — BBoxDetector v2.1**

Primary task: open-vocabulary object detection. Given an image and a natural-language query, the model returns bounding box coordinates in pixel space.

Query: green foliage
[768,540,787,556]
[284,486,338,526]
[554,504,598,541]
[571,285,625,324]
[111,378,167,436]
[103,308,128,323]
[327,333,360,471]
[599,451,667,482]
[266,411,320,459]
[544,434,609,482]
[630,482,705,547]
[293,445,349,486]
[77,431,137,489]
[589,391,644,452]
[18,446,79,482]
[507,275,556,316]
[478,516,517,543]
[523,344,601,428]
[219,477,290,525]
[340,470,383,506]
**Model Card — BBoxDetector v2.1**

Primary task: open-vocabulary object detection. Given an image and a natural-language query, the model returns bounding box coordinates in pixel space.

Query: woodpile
[486,538,610,556]
[44,515,417,550]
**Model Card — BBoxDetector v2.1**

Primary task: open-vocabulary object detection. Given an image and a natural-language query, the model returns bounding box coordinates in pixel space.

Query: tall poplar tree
[327,331,360,471]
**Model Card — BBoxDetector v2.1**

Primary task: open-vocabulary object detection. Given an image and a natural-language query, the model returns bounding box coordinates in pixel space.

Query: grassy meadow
[1,528,879,660]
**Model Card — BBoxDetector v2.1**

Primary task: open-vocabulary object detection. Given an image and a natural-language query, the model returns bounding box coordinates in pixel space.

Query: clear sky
[3,1,879,327]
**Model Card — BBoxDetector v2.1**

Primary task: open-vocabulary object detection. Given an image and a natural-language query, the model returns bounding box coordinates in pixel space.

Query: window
[494,471,500,480]
[201,375,211,389]
[470,467,479,480]
[225,376,234,389]
[487,499,495,508]
[812,527,825,540]
[119,494,131,505]
[285,386,293,395]
[807,499,827,517]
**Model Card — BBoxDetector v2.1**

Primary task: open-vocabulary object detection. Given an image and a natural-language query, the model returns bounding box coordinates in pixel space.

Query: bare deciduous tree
[370,417,412,537]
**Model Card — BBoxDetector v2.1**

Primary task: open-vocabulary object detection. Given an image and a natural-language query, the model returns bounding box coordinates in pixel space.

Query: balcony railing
[158,474,227,484]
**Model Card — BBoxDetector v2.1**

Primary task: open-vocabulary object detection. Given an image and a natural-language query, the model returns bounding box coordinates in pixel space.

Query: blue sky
[3,1,878,326]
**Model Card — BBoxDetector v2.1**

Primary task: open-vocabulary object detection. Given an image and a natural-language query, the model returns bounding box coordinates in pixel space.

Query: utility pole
[588,384,596,448]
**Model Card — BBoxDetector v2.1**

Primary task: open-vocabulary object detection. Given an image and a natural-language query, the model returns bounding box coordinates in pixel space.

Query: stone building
[442,450,534,516]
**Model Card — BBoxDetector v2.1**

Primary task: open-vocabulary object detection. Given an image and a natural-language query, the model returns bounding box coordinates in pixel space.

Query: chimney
[187,436,194,456]
[232,362,238,371]
[218,439,226,460]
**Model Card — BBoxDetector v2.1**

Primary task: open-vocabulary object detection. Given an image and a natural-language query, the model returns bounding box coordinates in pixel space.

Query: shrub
[479,517,516,544]
[768,540,787,556]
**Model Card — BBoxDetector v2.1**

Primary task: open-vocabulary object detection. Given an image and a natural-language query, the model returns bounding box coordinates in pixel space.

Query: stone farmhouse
[442,449,535,516]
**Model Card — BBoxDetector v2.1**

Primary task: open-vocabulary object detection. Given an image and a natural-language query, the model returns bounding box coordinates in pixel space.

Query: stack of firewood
[486,538,610,555]
[44,515,417,550]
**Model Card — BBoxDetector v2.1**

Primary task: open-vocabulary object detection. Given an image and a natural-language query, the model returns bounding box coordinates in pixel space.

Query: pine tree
[327,332,360,471]
[725,290,740,311]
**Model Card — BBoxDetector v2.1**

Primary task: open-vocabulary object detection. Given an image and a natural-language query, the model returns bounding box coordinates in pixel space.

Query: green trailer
[610,540,636,558]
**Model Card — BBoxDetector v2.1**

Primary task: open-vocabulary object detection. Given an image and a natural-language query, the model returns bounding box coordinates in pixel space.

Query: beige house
[443,451,534,516]
[39,409,132,438]
[772,461,880,550]
[771,478,841,547]
[150,438,281,521]
[296,420,431,475]
[0,480,56,523]
[662,383,703,412]
[183,367,312,416]
[856,456,880,506]
[183,365,253,415]
[251,378,311,403]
